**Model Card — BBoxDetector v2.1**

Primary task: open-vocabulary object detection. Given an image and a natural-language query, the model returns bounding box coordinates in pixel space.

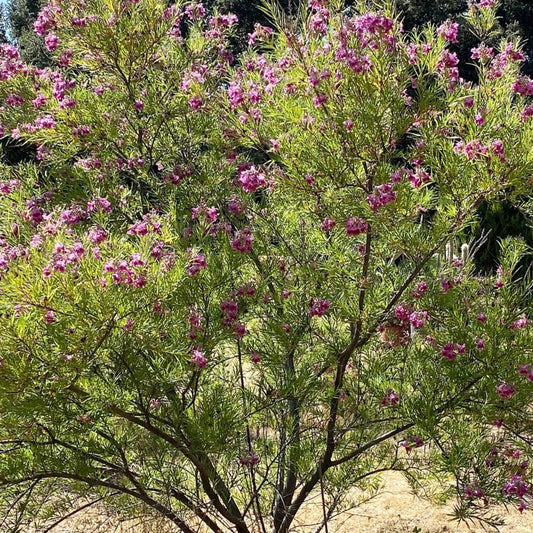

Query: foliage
[0,1,531,532]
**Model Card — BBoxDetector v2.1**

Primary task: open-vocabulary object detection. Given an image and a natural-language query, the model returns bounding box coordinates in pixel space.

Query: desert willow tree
[0,0,531,531]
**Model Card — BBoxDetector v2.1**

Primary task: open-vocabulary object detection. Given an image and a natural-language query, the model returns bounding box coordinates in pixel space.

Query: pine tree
[6,0,50,67]
[0,6,8,44]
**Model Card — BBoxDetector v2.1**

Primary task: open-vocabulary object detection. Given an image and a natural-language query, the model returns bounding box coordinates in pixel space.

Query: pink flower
[87,197,111,213]
[189,95,203,111]
[394,304,411,323]
[400,435,424,454]
[471,43,494,61]
[399,440,411,453]
[33,93,47,108]
[518,364,530,376]
[441,342,457,360]
[477,312,487,324]
[464,483,484,500]
[409,311,429,329]
[511,76,533,97]
[44,310,56,324]
[438,50,459,69]
[248,23,273,45]
[72,125,91,137]
[310,298,330,317]
[87,226,107,244]
[496,382,516,399]
[437,21,459,43]
[59,207,87,226]
[128,221,148,236]
[381,389,399,406]
[230,227,253,253]
[312,93,327,107]
[6,93,24,107]
[34,5,58,36]
[412,281,428,298]
[441,279,454,293]
[191,348,207,369]
[227,82,245,108]
[239,453,259,467]
[281,289,292,300]
[503,475,530,504]
[476,338,485,350]
[58,48,73,66]
[321,218,335,232]
[521,105,533,121]
[308,4,329,35]
[189,312,201,329]
[345,217,368,237]
[510,317,528,330]
[151,241,165,260]
[238,165,266,192]
[0,180,20,195]
[44,33,60,52]
[220,298,238,323]
[408,169,430,188]
[185,3,206,21]
[390,167,409,183]
[367,183,396,211]
[464,96,474,108]
[226,196,244,215]
[234,322,246,338]
[250,352,261,364]
[188,253,206,276]
[149,398,161,410]
[192,204,218,223]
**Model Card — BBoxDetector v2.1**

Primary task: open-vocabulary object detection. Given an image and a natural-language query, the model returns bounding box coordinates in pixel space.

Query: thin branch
[44,493,117,533]
[65,384,249,533]
[1,473,194,533]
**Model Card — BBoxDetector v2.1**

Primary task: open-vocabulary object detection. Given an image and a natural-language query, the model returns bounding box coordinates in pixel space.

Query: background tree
[204,0,297,53]
[0,7,8,44]
[6,0,50,66]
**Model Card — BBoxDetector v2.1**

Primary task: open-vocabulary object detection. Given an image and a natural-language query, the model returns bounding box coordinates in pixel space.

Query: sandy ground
[292,472,532,533]
[41,472,532,533]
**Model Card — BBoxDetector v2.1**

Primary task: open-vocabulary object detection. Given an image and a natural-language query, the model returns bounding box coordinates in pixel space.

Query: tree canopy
[2,0,533,271]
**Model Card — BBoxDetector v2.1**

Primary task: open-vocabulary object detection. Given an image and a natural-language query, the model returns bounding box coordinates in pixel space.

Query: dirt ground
[46,472,531,533]
[293,472,532,533]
